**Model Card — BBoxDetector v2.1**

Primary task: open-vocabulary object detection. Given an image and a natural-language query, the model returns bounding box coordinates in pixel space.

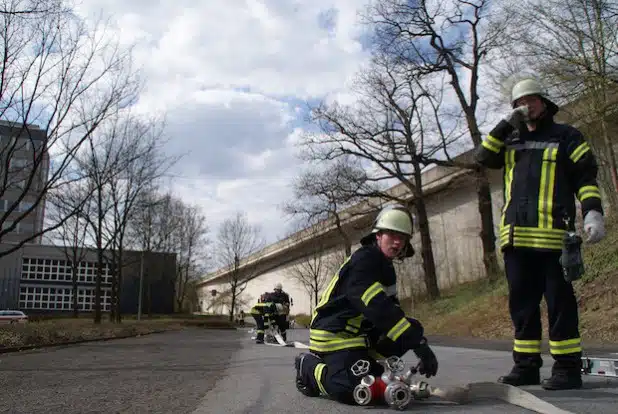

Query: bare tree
[282,157,372,256]
[363,0,512,279]
[79,113,141,324]
[106,115,177,322]
[174,204,208,312]
[44,179,92,317]
[0,0,66,15]
[127,189,183,317]
[492,0,618,208]
[0,2,140,255]
[215,211,265,321]
[303,53,465,298]
[287,220,347,313]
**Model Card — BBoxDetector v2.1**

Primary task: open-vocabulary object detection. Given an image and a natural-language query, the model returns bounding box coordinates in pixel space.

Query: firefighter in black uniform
[270,283,291,341]
[476,78,606,390]
[294,205,439,405]
[250,292,274,344]
[250,284,291,344]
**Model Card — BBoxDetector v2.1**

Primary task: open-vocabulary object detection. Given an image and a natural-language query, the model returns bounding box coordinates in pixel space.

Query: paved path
[193,329,618,414]
[2,328,617,413]
[0,329,242,414]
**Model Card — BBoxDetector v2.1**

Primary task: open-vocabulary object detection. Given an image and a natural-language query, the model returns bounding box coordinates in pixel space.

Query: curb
[0,324,238,355]
[0,328,177,354]
[426,334,618,356]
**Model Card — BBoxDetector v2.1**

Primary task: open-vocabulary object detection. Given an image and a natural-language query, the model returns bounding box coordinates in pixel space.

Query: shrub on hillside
[293,313,311,328]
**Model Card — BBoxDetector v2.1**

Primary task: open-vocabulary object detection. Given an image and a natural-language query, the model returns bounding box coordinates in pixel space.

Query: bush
[293,313,311,328]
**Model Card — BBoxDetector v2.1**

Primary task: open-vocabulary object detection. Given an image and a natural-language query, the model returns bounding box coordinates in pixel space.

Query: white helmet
[372,205,413,236]
[274,283,282,291]
[510,78,559,115]
[360,204,415,258]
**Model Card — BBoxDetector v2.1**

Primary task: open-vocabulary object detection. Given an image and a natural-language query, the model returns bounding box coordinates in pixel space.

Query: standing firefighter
[250,292,275,344]
[250,284,291,344]
[270,283,291,341]
[294,204,438,405]
[476,78,606,390]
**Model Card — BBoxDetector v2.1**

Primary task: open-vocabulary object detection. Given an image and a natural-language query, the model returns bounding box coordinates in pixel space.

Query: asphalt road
[192,329,618,414]
[2,328,618,413]
[0,329,242,414]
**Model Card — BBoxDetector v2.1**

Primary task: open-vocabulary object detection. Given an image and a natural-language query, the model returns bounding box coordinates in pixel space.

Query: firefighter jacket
[476,115,603,252]
[251,291,290,316]
[308,244,424,355]
[268,290,290,307]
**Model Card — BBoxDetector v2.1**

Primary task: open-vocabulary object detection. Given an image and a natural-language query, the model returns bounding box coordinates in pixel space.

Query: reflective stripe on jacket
[309,245,424,355]
[476,117,603,251]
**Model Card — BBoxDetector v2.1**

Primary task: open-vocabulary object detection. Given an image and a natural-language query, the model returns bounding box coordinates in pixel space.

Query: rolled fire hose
[428,382,575,414]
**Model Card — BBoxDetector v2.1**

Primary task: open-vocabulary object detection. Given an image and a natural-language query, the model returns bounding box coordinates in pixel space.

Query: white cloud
[71,0,372,246]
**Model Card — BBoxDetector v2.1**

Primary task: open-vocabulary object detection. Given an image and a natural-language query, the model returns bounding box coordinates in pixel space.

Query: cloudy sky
[73,0,374,246]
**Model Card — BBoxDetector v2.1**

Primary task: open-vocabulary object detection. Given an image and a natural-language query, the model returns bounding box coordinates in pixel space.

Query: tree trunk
[464,106,501,281]
[147,274,152,317]
[413,197,440,299]
[229,288,236,322]
[116,263,123,322]
[94,189,103,324]
[476,169,501,280]
[600,118,618,212]
[409,164,440,299]
[115,248,124,323]
[72,263,79,318]
[94,248,103,324]
[110,256,117,322]
[335,221,352,256]
[314,287,319,313]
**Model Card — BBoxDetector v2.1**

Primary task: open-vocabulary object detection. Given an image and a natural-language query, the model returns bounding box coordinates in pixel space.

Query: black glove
[413,337,438,378]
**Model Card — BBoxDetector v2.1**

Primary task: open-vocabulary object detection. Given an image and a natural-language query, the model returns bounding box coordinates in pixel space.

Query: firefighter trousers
[250,307,287,342]
[504,247,582,375]
[299,346,405,405]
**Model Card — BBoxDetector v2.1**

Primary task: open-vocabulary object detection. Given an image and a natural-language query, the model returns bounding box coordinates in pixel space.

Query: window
[19,201,34,212]
[19,257,112,312]
[18,222,33,234]
[9,158,28,170]
[18,285,111,312]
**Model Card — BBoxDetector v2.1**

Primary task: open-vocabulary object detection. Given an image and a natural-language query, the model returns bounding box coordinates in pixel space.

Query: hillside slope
[413,215,618,344]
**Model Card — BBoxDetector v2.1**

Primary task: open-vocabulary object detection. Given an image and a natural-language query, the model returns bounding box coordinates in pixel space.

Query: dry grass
[412,215,618,344]
[0,315,236,350]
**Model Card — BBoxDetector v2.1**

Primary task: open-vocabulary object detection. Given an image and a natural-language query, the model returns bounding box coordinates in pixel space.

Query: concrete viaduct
[195,150,506,317]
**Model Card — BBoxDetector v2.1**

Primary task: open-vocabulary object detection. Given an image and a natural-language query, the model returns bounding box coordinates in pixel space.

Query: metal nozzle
[353,382,373,406]
[384,381,412,410]
[409,380,431,400]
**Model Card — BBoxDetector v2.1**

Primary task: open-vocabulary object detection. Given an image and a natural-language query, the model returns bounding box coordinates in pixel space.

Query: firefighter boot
[541,373,582,390]
[295,353,321,397]
[256,331,264,344]
[542,358,583,390]
[497,367,540,386]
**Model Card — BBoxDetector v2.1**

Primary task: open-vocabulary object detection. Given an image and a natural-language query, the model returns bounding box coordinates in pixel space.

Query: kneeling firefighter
[294,204,439,405]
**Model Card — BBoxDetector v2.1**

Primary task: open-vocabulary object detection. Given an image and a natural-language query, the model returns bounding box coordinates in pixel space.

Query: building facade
[0,120,49,244]
[0,243,177,315]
